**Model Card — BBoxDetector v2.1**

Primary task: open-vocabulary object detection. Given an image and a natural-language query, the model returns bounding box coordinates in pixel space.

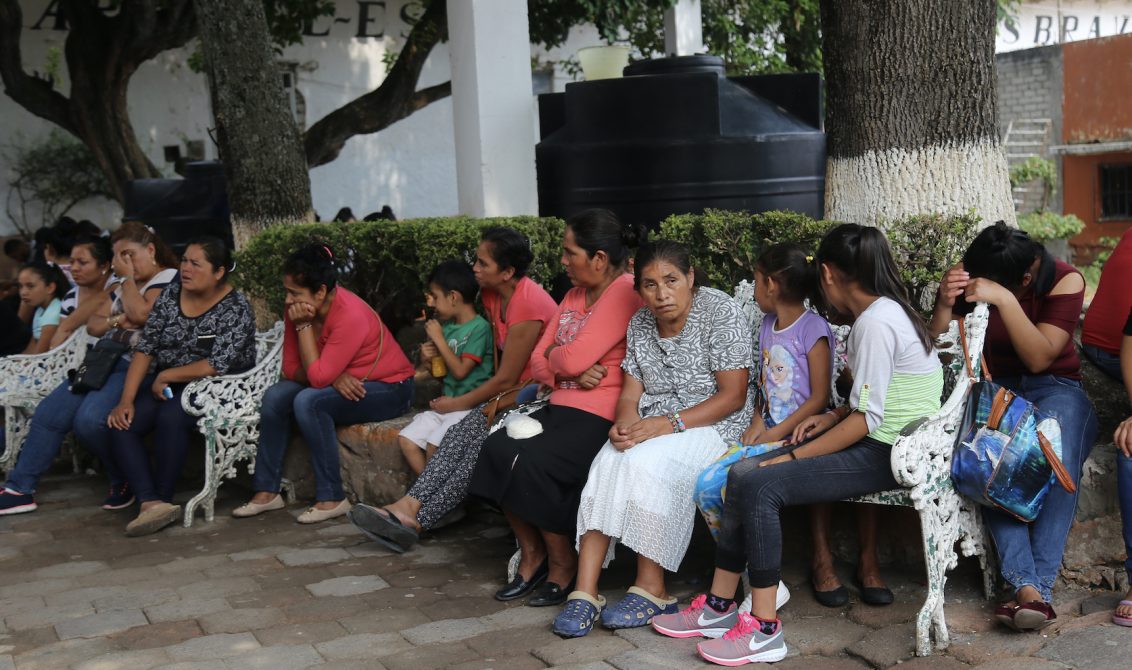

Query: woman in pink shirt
[469,209,644,608]
[348,228,559,551]
[233,244,414,524]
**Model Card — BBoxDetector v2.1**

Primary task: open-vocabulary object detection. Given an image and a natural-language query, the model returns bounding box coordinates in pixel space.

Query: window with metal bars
[1100,164,1132,220]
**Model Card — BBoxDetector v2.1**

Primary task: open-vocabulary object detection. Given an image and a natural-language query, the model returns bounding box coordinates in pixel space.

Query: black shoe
[528,580,572,607]
[854,575,894,606]
[494,561,548,601]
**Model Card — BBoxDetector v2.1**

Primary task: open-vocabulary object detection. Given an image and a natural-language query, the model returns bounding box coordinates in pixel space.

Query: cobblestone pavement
[1,472,1128,669]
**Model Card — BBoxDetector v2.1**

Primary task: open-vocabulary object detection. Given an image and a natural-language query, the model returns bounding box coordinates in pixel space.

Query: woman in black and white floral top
[107,236,256,537]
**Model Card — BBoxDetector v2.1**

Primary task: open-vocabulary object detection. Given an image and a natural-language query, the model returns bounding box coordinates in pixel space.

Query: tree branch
[303,0,450,168]
[0,0,75,134]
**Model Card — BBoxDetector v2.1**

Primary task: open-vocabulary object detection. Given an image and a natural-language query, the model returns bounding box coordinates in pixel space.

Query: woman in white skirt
[552,240,753,638]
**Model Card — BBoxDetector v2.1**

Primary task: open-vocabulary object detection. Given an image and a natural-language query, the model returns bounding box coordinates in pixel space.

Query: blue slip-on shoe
[0,488,36,515]
[102,483,135,511]
[552,591,606,638]
[601,586,679,629]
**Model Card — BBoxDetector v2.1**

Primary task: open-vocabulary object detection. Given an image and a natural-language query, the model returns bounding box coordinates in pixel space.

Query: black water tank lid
[624,55,724,77]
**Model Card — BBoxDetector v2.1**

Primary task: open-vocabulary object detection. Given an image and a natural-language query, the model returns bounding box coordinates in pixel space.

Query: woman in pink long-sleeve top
[469,209,644,608]
[234,244,414,525]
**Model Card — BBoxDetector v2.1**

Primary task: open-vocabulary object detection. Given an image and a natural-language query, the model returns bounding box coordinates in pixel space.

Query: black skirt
[468,403,612,535]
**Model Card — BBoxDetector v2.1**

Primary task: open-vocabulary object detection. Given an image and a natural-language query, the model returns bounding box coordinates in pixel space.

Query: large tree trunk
[820,0,1015,227]
[193,0,313,250]
[63,4,162,200]
[0,0,196,203]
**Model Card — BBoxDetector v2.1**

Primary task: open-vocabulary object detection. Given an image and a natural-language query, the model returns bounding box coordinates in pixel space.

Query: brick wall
[995,45,1064,213]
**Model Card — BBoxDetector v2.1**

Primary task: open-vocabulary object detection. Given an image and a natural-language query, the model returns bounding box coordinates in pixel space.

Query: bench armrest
[0,328,88,402]
[181,326,285,421]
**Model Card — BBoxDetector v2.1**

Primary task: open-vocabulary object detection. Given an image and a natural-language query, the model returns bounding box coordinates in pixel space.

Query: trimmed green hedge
[236,209,979,330]
[659,208,979,311]
[235,216,565,331]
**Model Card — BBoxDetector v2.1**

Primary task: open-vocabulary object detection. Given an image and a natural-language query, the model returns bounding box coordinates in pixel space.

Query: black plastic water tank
[123,161,232,253]
[536,56,826,228]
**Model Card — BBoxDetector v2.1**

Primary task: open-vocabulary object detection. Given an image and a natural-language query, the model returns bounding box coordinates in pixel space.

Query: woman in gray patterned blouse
[553,239,753,637]
[107,237,256,537]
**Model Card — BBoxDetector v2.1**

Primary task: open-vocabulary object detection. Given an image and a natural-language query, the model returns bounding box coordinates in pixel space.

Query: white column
[447,0,538,217]
[664,0,704,56]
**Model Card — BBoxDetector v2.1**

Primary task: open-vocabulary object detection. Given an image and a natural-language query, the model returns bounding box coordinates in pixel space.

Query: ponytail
[755,242,818,306]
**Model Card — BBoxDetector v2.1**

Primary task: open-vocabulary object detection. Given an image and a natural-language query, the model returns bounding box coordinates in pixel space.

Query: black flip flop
[348,504,419,553]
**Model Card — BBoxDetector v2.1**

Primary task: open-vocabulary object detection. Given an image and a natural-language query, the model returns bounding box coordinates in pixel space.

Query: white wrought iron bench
[731,280,995,656]
[180,321,288,526]
[0,328,89,473]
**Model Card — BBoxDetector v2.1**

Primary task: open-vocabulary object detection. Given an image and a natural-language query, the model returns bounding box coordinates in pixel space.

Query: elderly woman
[468,209,644,608]
[108,237,256,536]
[932,221,1097,631]
[0,223,179,516]
[348,227,558,550]
[234,244,415,524]
[553,240,752,637]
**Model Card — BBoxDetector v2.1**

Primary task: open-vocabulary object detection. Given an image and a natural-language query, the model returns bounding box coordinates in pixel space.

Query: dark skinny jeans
[715,437,897,588]
[110,379,198,504]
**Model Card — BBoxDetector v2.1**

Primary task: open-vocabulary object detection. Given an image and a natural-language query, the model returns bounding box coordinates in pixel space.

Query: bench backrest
[255,321,285,363]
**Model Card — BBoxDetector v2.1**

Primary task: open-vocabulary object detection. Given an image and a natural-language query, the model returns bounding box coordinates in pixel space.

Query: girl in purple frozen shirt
[693,244,833,538]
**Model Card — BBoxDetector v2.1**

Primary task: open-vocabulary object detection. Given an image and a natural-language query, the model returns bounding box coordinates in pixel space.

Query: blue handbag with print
[951,380,1075,523]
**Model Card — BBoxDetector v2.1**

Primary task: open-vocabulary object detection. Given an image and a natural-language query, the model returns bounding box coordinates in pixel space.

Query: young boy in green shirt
[398,260,493,475]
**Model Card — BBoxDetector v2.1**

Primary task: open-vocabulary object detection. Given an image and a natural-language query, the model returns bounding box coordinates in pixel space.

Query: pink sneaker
[697,612,788,666]
[652,594,738,639]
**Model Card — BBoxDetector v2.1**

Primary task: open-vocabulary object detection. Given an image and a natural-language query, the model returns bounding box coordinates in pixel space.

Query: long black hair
[816,223,933,354]
[962,220,1054,295]
[21,261,69,300]
[283,243,338,292]
[566,208,645,272]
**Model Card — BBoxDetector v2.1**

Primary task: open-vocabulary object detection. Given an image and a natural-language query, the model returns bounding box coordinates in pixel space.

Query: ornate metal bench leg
[507,547,521,583]
[916,501,959,656]
[183,433,219,528]
[1,408,30,473]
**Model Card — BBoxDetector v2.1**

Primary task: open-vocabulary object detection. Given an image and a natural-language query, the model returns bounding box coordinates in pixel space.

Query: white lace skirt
[576,426,727,572]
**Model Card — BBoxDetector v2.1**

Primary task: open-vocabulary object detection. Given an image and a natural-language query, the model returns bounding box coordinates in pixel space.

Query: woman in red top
[348,228,559,550]
[234,244,414,524]
[469,209,644,607]
[931,222,1098,631]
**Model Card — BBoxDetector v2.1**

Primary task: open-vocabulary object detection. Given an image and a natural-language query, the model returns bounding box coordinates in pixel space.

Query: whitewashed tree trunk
[193,0,314,250]
[820,0,1015,227]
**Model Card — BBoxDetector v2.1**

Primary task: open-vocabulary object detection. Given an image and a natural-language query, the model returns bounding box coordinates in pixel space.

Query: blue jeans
[252,378,414,501]
[110,380,197,503]
[1120,449,1132,585]
[1080,344,1123,383]
[4,359,129,495]
[982,374,1098,602]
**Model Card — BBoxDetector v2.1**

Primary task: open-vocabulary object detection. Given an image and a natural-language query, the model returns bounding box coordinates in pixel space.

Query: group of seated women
[0,211,1123,664]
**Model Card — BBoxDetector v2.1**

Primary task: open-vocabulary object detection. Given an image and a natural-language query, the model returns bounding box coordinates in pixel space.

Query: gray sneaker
[697,612,787,666]
[652,594,738,639]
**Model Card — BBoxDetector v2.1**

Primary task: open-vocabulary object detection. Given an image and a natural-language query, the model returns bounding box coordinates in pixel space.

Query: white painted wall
[0,0,604,236]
